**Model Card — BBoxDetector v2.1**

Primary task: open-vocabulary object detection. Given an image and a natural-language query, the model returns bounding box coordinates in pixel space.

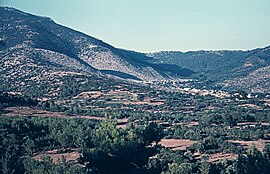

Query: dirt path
[228,139,270,151]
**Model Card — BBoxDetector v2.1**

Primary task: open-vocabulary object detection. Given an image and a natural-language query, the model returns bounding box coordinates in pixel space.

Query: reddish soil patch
[159,139,196,151]
[3,107,104,120]
[124,101,164,106]
[3,107,67,118]
[236,122,270,126]
[116,118,129,128]
[239,104,262,109]
[208,153,237,163]
[150,120,170,126]
[74,91,102,99]
[228,139,270,151]
[193,152,237,163]
[33,149,80,164]
[151,120,199,128]
[174,121,199,127]
[2,107,128,127]
[264,100,270,107]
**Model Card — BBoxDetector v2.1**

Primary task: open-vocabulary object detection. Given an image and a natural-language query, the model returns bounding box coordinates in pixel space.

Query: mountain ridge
[0,7,269,93]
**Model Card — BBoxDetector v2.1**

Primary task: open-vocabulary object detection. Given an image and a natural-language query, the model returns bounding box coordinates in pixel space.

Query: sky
[1,0,270,52]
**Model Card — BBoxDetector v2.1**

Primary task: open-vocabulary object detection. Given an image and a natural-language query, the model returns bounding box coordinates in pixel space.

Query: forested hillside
[149,46,270,93]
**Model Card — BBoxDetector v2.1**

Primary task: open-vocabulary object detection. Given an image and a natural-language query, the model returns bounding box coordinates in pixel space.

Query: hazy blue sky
[1,0,270,52]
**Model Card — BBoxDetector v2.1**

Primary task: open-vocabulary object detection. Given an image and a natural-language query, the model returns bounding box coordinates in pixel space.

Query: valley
[0,6,270,174]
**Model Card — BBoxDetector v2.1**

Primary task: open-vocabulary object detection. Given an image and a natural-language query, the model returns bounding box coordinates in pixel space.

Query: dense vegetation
[0,116,269,174]
[0,92,38,114]
[0,115,162,173]
[0,92,270,173]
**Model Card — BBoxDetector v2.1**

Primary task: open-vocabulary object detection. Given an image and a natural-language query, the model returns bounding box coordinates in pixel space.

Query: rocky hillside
[223,65,270,93]
[0,7,193,83]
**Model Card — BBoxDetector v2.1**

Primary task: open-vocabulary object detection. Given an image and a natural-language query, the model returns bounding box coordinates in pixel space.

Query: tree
[163,162,192,174]
[235,154,248,174]
[262,144,270,174]
[137,94,145,101]
[23,156,86,174]
[141,122,163,145]
[184,151,193,161]
[23,138,35,155]
[199,159,210,174]
[246,145,264,174]
[235,145,264,174]
[79,121,157,173]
